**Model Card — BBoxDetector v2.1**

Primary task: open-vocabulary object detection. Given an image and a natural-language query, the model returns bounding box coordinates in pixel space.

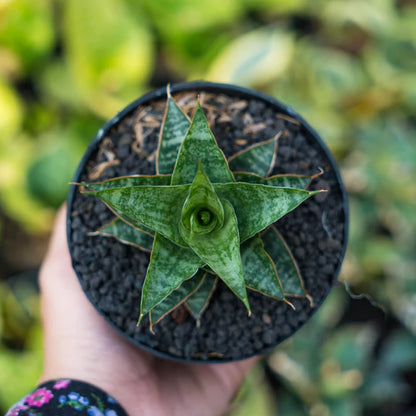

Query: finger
[39,205,76,295]
[39,205,105,327]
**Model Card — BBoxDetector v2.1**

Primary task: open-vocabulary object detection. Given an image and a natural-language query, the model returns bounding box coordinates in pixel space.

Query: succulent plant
[80,89,324,330]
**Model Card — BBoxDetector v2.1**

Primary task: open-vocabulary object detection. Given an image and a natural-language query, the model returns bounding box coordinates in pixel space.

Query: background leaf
[205,28,294,87]
[63,0,154,117]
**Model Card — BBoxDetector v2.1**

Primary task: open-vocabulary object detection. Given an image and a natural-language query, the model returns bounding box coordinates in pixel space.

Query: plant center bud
[197,209,212,226]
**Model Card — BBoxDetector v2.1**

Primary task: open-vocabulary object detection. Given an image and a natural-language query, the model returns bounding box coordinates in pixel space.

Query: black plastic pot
[67,81,349,363]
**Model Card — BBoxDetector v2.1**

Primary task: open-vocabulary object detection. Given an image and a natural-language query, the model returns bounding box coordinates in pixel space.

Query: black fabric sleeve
[5,379,129,416]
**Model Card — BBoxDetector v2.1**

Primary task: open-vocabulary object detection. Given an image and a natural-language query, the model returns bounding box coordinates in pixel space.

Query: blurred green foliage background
[0,0,415,414]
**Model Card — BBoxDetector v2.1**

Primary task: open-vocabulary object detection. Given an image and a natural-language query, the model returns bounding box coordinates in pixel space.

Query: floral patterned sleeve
[6,379,129,416]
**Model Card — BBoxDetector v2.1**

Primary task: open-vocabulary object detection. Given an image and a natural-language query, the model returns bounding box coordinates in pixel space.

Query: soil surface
[68,88,347,362]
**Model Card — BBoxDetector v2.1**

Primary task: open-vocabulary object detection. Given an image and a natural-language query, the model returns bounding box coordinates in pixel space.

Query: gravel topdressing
[68,86,347,362]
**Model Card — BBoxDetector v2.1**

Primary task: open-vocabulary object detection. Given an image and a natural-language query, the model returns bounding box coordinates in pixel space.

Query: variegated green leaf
[261,225,308,297]
[234,172,320,189]
[156,92,191,175]
[186,275,218,324]
[139,233,205,322]
[171,102,234,185]
[180,199,250,314]
[228,135,279,177]
[83,184,190,246]
[149,270,206,327]
[214,183,321,242]
[82,174,171,191]
[241,235,284,300]
[82,177,172,235]
[90,217,154,251]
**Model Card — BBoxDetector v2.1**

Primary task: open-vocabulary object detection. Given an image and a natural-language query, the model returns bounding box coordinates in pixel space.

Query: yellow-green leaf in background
[292,42,366,107]
[205,28,294,87]
[138,0,243,35]
[0,0,55,75]
[241,0,307,14]
[26,140,82,208]
[63,0,154,118]
[321,0,396,36]
[0,134,54,233]
[363,10,416,111]
[39,61,86,112]
[0,77,23,140]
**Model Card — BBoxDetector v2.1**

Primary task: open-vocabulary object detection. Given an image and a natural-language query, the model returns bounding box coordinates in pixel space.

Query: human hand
[39,206,257,416]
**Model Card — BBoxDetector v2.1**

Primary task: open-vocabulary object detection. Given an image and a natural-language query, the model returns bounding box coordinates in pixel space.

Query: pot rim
[67,81,349,363]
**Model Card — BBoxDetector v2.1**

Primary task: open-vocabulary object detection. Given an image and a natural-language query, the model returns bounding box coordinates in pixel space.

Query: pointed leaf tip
[157,93,191,175]
[214,183,319,242]
[306,294,314,307]
[284,299,296,310]
[171,104,234,185]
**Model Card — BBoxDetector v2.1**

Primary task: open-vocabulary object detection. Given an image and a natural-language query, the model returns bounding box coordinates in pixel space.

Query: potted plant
[67,81,348,362]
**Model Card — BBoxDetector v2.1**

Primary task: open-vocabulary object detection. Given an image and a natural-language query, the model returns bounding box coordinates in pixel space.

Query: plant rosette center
[79,88,326,332]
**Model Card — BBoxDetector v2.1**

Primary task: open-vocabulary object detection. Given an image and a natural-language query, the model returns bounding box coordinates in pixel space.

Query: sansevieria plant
[79,89,324,331]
